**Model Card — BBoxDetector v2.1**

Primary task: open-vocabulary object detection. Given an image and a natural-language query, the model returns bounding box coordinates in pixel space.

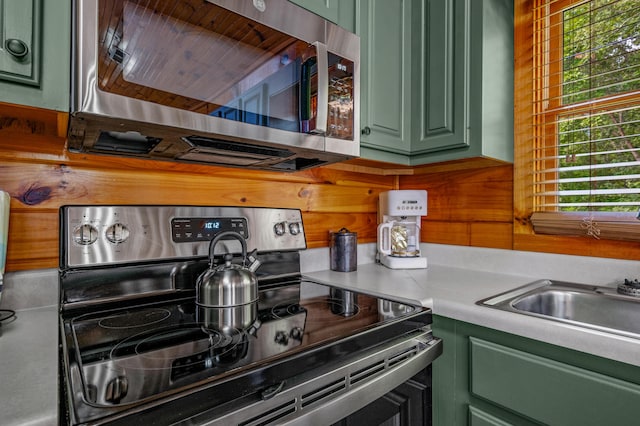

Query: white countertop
[304,261,640,367]
[0,305,59,426]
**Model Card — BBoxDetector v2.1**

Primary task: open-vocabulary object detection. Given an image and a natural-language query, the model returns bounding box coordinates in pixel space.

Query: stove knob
[104,376,128,404]
[73,224,98,245]
[274,330,289,346]
[290,326,304,341]
[105,223,130,244]
[274,222,287,236]
[288,222,301,235]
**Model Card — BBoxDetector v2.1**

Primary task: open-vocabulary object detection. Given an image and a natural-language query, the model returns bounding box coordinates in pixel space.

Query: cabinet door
[359,0,413,156]
[412,0,469,154]
[0,0,69,111]
[468,406,513,426]
[470,337,640,426]
[288,0,338,24]
[288,0,355,32]
[433,316,640,426]
[332,367,432,426]
[0,0,41,86]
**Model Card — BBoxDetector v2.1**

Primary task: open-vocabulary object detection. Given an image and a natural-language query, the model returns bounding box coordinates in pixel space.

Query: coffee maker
[377,190,428,269]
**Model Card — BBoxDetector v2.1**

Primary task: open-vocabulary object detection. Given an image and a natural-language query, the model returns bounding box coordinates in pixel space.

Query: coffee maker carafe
[377,190,428,269]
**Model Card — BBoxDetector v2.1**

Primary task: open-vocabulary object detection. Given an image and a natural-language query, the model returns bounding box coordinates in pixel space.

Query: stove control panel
[171,217,248,243]
[61,206,307,268]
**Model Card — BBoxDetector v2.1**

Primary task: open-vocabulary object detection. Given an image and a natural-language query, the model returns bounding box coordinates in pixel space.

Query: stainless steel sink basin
[477,279,640,339]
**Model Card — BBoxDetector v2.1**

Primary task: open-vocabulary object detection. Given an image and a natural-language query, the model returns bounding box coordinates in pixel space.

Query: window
[531,0,640,240]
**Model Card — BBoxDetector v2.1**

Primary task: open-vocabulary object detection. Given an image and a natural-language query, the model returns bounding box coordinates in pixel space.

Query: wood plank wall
[401,161,514,250]
[0,104,395,271]
[0,103,515,272]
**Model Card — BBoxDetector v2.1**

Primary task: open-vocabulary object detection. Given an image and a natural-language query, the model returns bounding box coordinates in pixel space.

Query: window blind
[531,0,640,240]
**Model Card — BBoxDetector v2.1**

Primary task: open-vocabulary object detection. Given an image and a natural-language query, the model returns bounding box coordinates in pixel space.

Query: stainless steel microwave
[68,0,360,171]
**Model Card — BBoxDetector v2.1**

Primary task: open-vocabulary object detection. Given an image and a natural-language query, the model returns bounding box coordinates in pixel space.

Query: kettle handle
[208,231,247,267]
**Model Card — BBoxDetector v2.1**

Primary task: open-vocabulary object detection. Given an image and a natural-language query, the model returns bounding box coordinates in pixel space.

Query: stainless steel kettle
[196,231,259,335]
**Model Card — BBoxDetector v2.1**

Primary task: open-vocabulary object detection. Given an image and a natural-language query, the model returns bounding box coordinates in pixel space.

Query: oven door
[179,326,442,426]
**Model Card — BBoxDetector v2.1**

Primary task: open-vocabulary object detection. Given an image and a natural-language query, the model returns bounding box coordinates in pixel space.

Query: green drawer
[470,337,640,425]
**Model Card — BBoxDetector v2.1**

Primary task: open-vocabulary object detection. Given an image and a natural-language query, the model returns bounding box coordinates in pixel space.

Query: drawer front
[470,337,640,425]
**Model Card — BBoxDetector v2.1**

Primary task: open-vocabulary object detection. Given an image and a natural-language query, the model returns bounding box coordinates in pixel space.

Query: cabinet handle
[5,38,29,59]
[361,126,371,136]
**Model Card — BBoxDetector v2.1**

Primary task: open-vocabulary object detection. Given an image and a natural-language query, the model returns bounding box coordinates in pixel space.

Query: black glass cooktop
[64,279,424,407]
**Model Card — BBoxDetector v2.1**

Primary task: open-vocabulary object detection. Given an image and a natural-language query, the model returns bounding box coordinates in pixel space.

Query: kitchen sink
[477,279,640,339]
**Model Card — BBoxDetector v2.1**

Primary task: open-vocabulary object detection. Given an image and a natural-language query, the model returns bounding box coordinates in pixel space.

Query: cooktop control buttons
[288,222,301,235]
[73,224,99,245]
[106,223,130,244]
[274,222,287,236]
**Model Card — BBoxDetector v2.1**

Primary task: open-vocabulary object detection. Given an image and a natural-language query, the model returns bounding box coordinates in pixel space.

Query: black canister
[330,227,357,272]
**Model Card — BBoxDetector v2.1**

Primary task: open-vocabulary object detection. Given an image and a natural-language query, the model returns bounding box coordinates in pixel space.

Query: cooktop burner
[98,309,173,329]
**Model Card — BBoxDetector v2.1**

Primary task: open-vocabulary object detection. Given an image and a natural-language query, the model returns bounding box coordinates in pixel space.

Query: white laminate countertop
[0,305,59,426]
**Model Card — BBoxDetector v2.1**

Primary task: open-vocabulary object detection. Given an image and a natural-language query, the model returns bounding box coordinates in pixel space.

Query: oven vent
[350,360,386,385]
[206,333,436,426]
[387,346,419,369]
[238,399,296,426]
[300,378,347,408]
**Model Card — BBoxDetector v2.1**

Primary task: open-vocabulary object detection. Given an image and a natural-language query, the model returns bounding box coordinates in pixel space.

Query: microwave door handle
[311,41,328,135]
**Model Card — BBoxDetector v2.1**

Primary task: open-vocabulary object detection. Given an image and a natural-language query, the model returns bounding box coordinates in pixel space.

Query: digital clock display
[202,221,221,230]
[171,217,248,242]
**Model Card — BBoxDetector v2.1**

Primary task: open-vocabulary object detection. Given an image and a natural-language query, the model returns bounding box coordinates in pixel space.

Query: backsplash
[5,242,639,312]
[3,103,639,272]
[0,104,513,272]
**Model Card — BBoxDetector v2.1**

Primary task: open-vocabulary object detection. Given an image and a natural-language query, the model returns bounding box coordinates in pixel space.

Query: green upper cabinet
[359,0,514,166]
[358,0,414,162]
[0,0,41,86]
[0,0,70,111]
[288,0,356,32]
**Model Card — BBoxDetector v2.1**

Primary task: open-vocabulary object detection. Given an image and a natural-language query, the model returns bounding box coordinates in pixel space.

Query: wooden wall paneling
[514,234,640,261]
[0,163,393,213]
[400,163,513,249]
[302,212,378,248]
[422,221,471,246]
[0,158,393,270]
[4,210,59,270]
[402,164,513,222]
[470,222,513,249]
[420,221,513,250]
[0,105,397,271]
[0,103,61,137]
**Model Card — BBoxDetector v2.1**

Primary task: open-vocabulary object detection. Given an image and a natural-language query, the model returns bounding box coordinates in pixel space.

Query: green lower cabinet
[0,0,69,111]
[468,406,513,426]
[433,315,640,426]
